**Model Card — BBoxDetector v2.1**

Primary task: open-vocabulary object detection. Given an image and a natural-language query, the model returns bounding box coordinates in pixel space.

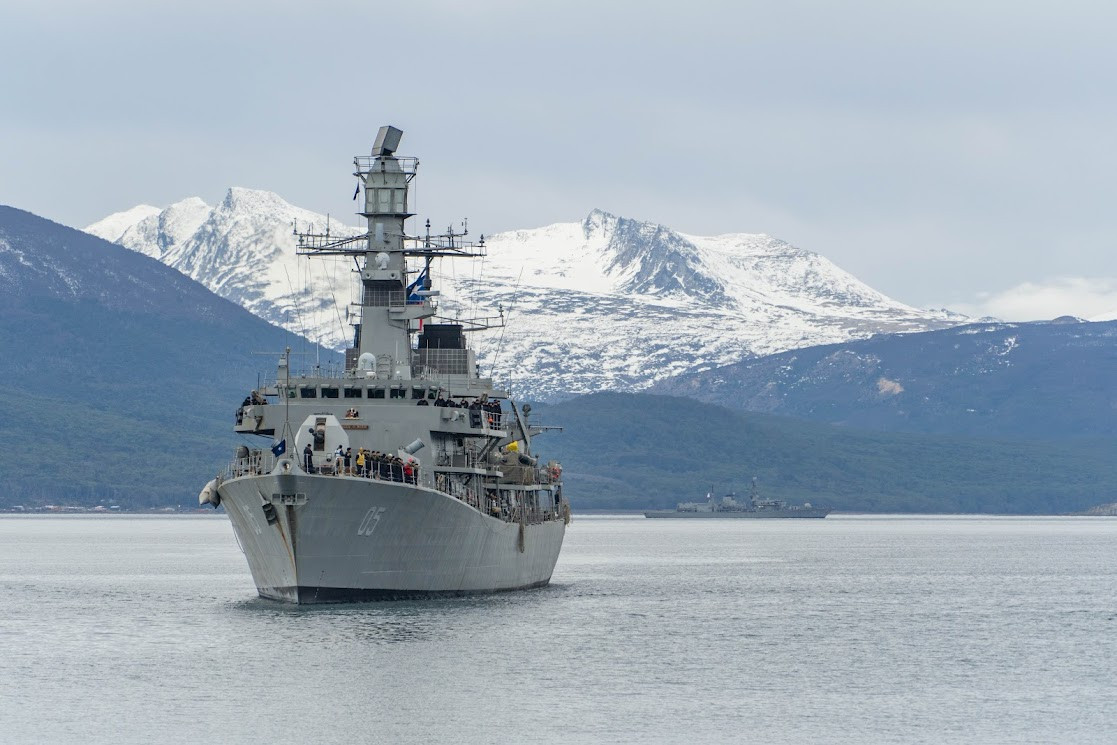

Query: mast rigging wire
[487,267,524,388]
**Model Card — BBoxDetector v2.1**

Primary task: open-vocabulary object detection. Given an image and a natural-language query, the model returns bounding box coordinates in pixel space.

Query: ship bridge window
[390,386,406,400]
[322,387,339,399]
[368,387,385,399]
[299,387,317,399]
[411,386,426,400]
[344,387,361,399]
[373,188,405,213]
[428,387,438,400]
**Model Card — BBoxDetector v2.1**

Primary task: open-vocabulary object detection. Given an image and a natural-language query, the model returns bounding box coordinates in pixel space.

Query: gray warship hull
[643,508,830,519]
[219,473,565,603]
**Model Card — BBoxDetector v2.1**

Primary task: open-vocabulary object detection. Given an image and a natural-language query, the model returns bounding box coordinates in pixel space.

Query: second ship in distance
[644,479,830,519]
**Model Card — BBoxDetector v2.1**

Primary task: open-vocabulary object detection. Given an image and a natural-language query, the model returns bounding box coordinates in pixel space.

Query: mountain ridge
[651,318,1117,438]
[12,204,1113,513]
[87,190,970,399]
[0,204,326,504]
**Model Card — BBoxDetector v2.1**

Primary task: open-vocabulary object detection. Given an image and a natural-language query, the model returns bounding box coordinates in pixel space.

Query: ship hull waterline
[217,473,566,604]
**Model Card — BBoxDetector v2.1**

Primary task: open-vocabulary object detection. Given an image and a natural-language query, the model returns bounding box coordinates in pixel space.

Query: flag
[352,183,360,200]
[406,266,429,303]
[271,439,286,457]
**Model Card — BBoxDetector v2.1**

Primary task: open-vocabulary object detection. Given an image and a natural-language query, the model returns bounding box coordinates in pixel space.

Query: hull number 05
[357,507,387,536]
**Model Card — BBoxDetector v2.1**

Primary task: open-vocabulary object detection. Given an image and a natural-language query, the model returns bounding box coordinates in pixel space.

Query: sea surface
[1,514,1114,744]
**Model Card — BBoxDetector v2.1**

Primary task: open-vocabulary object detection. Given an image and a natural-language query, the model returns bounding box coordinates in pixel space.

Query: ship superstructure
[201,126,569,602]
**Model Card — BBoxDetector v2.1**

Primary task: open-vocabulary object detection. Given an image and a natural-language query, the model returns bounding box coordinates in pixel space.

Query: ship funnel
[403,438,426,455]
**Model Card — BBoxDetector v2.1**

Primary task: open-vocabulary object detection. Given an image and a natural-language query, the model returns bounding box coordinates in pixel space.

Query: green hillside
[530,393,1117,513]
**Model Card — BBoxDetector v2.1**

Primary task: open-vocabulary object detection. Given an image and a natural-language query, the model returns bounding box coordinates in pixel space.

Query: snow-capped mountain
[86,190,968,399]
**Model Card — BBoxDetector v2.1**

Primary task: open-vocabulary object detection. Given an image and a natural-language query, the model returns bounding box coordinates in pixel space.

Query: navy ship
[199,126,569,602]
[644,479,829,519]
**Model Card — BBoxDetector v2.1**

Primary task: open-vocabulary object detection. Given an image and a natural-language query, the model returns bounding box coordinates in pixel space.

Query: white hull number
[357,506,387,536]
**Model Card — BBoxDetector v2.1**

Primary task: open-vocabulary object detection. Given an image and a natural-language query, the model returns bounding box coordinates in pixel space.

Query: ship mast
[294,125,490,381]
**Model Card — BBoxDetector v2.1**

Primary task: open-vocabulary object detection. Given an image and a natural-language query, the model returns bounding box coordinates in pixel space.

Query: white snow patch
[877,377,904,395]
[85,204,162,243]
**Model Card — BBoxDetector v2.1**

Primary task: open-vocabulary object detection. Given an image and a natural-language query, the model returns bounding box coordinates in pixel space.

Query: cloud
[951,277,1117,321]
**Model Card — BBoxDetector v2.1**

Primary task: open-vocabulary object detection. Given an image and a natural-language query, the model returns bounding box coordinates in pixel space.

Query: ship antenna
[282,264,309,340]
[486,267,524,383]
[280,346,293,454]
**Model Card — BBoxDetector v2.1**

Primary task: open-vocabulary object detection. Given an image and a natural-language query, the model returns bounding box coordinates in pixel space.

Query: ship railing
[412,348,470,376]
[353,156,419,176]
[435,451,489,469]
[324,459,429,487]
[223,450,278,479]
[432,474,556,525]
[360,288,411,307]
[296,232,365,252]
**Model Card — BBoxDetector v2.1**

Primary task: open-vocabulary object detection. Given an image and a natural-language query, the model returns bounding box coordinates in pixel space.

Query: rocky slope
[652,318,1117,438]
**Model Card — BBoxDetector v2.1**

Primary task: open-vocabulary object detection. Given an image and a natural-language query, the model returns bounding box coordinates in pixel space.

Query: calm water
[0,514,1114,744]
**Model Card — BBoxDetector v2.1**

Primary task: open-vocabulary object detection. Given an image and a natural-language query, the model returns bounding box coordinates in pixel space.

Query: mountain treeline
[530,394,1117,514]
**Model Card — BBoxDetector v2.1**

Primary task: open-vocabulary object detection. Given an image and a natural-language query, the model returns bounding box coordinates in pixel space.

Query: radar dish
[373,125,403,156]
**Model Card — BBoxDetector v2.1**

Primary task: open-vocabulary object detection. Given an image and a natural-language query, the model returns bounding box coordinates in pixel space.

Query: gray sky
[3,0,1116,319]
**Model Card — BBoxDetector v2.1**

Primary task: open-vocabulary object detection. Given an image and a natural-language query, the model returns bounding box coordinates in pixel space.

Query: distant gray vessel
[645,480,829,519]
[199,126,569,603]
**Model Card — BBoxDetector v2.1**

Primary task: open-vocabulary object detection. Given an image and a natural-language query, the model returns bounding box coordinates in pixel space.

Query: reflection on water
[222,582,569,646]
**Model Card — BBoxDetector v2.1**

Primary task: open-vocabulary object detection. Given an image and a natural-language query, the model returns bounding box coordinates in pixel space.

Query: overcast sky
[3,0,1116,319]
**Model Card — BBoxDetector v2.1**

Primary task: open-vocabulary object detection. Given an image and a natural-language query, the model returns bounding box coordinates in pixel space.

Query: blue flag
[407,267,429,303]
[271,439,286,457]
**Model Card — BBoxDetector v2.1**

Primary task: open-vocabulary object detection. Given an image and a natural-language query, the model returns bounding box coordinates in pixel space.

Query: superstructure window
[390,386,406,400]
[411,387,426,400]
[322,387,339,399]
[344,387,361,399]
[299,387,317,399]
[369,387,385,399]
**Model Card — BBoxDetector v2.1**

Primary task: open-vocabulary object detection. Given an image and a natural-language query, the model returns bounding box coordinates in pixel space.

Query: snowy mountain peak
[85,193,968,399]
[581,208,617,237]
[86,204,161,243]
[221,187,296,219]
